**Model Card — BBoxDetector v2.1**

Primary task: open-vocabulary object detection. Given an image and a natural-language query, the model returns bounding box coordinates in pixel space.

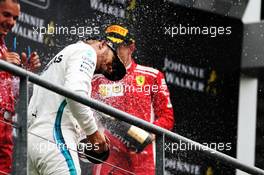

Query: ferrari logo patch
[136,76,145,86]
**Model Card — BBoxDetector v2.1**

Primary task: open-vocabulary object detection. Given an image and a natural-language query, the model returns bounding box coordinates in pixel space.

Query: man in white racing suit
[27,40,126,175]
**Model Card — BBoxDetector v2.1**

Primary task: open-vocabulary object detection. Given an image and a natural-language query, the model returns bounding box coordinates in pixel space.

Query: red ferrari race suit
[91,60,174,175]
[0,38,16,174]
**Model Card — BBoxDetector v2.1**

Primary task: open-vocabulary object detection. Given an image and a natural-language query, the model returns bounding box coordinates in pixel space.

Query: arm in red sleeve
[91,75,103,100]
[152,71,175,130]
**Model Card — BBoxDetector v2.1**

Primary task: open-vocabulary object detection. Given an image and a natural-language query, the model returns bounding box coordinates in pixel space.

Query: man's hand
[3,51,21,65]
[87,131,109,154]
[21,52,41,72]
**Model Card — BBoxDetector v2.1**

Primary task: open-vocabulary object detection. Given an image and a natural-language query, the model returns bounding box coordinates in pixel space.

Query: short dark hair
[0,0,20,4]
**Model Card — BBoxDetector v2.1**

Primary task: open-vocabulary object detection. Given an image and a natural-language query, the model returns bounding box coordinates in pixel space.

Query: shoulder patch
[136,65,159,74]
[134,70,157,78]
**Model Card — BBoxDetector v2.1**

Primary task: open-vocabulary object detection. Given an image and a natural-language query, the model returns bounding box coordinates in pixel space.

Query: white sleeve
[64,45,98,135]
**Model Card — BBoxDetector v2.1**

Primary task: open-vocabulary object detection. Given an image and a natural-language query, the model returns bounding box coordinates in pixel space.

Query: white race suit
[27,41,98,175]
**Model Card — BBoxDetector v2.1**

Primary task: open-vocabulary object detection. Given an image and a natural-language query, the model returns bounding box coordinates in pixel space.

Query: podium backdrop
[6,0,250,174]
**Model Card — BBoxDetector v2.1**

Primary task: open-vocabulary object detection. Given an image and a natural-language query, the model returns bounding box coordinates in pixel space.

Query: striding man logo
[44,21,55,47]
[206,70,217,95]
[206,166,213,175]
[126,0,136,21]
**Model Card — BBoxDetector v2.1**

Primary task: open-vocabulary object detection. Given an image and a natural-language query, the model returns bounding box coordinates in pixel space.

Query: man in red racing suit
[0,35,16,175]
[91,24,174,175]
[0,0,41,173]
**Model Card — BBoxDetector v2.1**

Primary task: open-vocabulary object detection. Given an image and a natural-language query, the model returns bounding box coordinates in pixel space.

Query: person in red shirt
[0,0,41,174]
[91,24,174,175]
